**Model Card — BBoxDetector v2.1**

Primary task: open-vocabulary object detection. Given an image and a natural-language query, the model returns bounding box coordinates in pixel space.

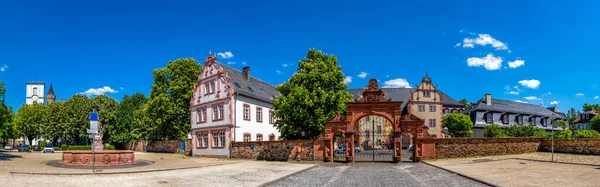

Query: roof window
[235,82,241,88]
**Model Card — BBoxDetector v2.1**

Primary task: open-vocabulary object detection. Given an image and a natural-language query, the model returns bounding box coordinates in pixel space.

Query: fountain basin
[61,150,136,166]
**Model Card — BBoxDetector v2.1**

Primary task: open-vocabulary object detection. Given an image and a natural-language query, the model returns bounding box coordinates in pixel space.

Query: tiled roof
[219,63,280,103]
[347,88,463,106]
[465,98,566,119]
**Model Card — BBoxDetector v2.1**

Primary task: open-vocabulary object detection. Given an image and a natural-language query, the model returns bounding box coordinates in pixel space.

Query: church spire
[46,83,56,105]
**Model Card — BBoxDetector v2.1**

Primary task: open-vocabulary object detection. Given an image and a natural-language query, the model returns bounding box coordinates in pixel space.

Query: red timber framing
[320,79,432,163]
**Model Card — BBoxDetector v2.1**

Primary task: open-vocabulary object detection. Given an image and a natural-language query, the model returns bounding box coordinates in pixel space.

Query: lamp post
[551,113,556,162]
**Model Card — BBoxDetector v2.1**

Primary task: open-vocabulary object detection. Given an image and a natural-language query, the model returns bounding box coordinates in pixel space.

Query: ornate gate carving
[321,79,431,163]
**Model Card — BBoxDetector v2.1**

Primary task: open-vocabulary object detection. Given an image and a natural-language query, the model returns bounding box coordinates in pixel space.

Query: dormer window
[502,114,508,124]
[486,113,493,123]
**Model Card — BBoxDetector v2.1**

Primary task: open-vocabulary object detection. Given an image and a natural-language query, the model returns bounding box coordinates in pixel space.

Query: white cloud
[467,54,503,70]
[282,63,292,68]
[382,78,412,88]
[216,51,233,59]
[0,65,7,72]
[508,91,519,95]
[241,61,247,65]
[227,61,236,65]
[344,76,352,84]
[518,79,541,89]
[358,72,368,78]
[462,34,508,50]
[276,70,283,75]
[514,100,528,103]
[595,96,599,99]
[504,85,522,95]
[545,92,552,95]
[119,87,124,91]
[508,60,525,68]
[80,86,118,96]
[454,43,461,47]
[576,93,584,96]
[524,96,541,101]
[550,101,559,105]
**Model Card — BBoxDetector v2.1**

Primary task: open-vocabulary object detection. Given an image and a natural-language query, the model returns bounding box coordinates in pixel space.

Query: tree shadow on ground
[0,151,22,161]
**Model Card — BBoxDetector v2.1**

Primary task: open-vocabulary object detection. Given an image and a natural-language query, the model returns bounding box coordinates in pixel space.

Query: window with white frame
[269,111,275,124]
[197,133,208,148]
[219,132,225,147]
[197,107,207,123]
[486,113,493,123]
[243,104,250,120]
[256,107,263,122]
[212,104,224,121]
[212,132,219,147]
[429,119,436,127]
[257,134,263,141]
[204,83,209,95]
[33,87,38,95]
[243,133,250,142]
[418,105,425,112]
[429,105,436,112]
[210,81,215,94]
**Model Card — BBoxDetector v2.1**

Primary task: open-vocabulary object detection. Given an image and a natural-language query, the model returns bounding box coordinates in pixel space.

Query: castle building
[189,53,280,158]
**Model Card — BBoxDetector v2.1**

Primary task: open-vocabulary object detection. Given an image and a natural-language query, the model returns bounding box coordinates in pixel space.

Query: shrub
[67,145,92,150]
[104,145,115,150]
[442,113,473,137]
[574,130,600,139]
[485,124,506,137]
[554,130,572,139]
[60,144,68,151]
[39,141,47,148]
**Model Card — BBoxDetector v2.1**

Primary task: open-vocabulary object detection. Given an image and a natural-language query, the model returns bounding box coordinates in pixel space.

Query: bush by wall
[39,141,47,148]
[60,144,68,151]
[60,145,117,150]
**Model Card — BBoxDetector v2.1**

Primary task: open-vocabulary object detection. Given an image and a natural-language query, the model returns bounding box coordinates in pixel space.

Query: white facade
[25,83,45,105]
[190,54,280,158]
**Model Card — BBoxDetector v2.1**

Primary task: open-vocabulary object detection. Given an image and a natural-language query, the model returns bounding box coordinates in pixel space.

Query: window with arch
[269,134,276,141]
[269,110,275,124]
[243,104,250,121]
[256,107,263,122]
[256,134,263,141]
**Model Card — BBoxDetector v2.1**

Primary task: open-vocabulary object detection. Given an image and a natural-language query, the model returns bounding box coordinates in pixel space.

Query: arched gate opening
[321,79,431,163]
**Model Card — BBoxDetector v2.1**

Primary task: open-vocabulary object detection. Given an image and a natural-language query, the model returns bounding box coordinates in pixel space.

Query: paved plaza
[426,153,600,187]
[268,162,486,187]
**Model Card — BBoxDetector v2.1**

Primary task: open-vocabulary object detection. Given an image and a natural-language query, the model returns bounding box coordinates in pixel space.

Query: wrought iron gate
[333,134,346,162]
[354,118,394,162]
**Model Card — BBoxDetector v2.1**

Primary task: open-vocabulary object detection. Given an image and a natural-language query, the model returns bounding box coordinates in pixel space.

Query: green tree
[43,102,68,145]
[145,58,202,140]
[458,98,469,108]
[554,130,572,139]
[91,95,119,144]
[442,113,473,137]
[0,107,16,145]
[590,116,600,132]
[505,123,548,138]
[272,49,354,140]
[554,120,567,130]
[14,103,46,146]
[566,108,580,130]
[582,103,600,112]
[64,94,92,145]
[115,93,147,145]
[484,124,507,137]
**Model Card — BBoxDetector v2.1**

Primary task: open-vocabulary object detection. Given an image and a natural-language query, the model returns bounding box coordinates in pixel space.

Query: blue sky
[0,0,599,112]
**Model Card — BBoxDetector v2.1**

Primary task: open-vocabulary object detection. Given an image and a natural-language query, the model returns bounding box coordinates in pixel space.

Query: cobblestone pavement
[268,162,487,187]
[0,151,237,174]
[0,161,315,187]
[426,158,600,187]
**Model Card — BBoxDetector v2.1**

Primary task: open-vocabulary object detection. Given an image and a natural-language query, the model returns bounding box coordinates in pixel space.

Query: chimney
[243,66,250,79]
[484,93,491,105]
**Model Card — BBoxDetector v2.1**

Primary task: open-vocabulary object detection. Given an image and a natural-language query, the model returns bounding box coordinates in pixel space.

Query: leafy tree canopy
[115,93,147,144]
[458,98,469,109]
[554,120,567,130]
[574,129,600,139]
[442,113,473,137]
[273,49,353,140]
[582,103,600,112]
[590,116,600,132]
[14,103,46,145]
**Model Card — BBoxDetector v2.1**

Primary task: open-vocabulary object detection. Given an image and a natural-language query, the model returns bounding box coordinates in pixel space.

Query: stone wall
[422,138,543,160]
[231,140,314,161]
[540,139,600,155]
[146,139,191,154]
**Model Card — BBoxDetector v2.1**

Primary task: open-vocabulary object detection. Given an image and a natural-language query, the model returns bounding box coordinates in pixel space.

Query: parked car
[354,146,362,153]
[18,145,31,152]
[32,145,41,151]
[407,144,414,151]
[4,144,13,150]
[43,144,55,153]
[334,145,345,153]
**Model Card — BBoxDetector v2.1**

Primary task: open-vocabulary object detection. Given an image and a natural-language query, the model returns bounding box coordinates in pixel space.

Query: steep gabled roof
[219,63,280,103]
[347,88,462,106]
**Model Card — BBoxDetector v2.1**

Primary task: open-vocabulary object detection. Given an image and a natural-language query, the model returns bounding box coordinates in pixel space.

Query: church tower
[46,83,56,105]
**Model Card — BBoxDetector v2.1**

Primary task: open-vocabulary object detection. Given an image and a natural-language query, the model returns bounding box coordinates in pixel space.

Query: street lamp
[551,113,556,162]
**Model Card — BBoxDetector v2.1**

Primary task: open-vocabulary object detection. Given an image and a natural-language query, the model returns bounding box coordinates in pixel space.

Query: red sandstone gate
[320,79,432,163]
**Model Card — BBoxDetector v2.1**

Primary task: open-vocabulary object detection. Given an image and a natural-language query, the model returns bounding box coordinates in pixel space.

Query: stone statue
[93,121,104,152]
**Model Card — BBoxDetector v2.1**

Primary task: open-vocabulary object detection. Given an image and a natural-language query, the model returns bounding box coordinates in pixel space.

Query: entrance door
[354,115,394,162]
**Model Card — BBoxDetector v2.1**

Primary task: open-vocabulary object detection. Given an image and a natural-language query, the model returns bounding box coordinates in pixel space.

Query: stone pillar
[345,132,354,163]
[324,139,332,162]
[393,132,402,163]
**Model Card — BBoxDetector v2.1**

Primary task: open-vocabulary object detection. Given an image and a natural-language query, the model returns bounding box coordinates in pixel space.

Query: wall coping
[232,140,313,145]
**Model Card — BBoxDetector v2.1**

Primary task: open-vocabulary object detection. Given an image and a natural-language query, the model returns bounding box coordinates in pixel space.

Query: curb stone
[512,158,600,167]
[8,163,234,176]
[421,161,499,187]
[258,164,319,187]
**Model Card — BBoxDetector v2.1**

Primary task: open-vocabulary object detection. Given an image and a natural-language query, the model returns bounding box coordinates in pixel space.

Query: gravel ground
[268,162,487,187]
[0,161,315,187]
